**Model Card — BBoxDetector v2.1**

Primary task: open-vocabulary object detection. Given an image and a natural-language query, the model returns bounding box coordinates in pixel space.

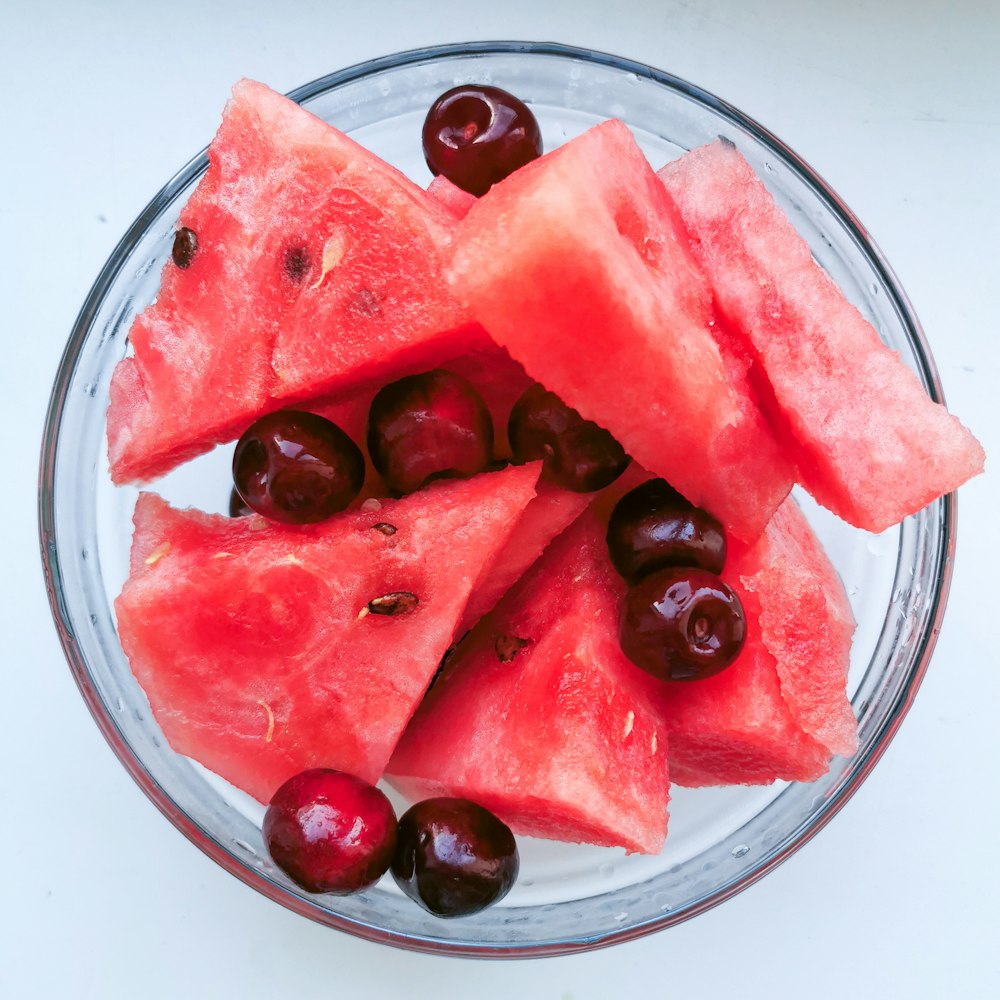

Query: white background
[3,1,998,997]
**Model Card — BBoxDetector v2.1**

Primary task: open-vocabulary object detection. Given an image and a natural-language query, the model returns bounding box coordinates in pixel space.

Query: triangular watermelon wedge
[115,464,539,803]
[653,496,854,785]
[734,498,857,757]
[108,79,473,485]
[447,119,795,542]
[658,140,984,531]
[387,510,670,855]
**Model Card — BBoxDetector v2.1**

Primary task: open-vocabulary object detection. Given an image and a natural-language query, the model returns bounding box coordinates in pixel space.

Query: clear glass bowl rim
[38,40,956,957]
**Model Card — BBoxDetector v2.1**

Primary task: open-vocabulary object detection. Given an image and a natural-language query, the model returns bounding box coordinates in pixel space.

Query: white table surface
[3,1,997,997]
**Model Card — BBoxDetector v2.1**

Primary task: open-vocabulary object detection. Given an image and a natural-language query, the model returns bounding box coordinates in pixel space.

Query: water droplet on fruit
[360,498,383,512]
[731,843,751,858]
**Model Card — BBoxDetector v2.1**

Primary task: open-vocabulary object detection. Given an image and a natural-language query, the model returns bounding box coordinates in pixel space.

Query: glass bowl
[39,41,953,957]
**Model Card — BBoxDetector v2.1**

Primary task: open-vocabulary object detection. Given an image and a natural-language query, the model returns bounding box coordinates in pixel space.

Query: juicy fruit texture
[422,85,543,196]
[427,175,477,219]
[107,79,472,485]
[115,464,539,802]
[388,510,671,855]
[366,370,494,494]
[658,140,985,532]
[606,477,726,583]
[655,496,854,784]
[232,410,364,523]
[508,384,631,492]
[733,498,858,757]
[448,118,795,541]
[456,482,590,636]
[264,769,397,894]
[391,798,519,917]
[620,568,746,682]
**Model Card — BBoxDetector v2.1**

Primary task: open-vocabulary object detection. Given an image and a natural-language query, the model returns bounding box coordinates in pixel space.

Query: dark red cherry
[607,478,726,583]
[620,568,746,682]
[391,798,519,917]
[263,769,397,895]
[228,487,253,517]
[422,85,542,197]
[367,370,493,494]
[508,384,630,492]
[232,410,364,524]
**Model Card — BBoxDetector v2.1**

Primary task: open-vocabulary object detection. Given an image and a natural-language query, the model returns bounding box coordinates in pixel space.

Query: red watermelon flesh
[654,496,852,785]
[733,498,857,757]
[387,510,670,855]
[447,118,795,542]
[658,141,984,531]
[115,464,538,803]
[108,79,473,485]
[427,175,477,219]
[655,622,831,787]
[455,481,591,636]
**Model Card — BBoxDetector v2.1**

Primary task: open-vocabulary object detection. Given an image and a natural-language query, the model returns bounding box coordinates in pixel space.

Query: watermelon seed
[311,233,349,289]
[494,634,532,663]
[257,699,275,743]
[622,711,634,738]
[372,522,397,536]
[171,227,198,268]
[368,591,419,616]
[283,245,310,282]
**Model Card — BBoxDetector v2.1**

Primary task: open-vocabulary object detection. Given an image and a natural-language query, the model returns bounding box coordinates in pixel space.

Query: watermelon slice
[108,79,473,485]
[387,510,670,855]
[115,464,538,803]
[447,119,795,541]
[427,175,477,219]
[658,140,984,531]
[654,496,853,785]
[734,498,857,757]
[456,481,591,636]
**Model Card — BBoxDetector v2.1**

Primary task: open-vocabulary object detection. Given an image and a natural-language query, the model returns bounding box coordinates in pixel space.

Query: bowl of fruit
[40,41,983,956]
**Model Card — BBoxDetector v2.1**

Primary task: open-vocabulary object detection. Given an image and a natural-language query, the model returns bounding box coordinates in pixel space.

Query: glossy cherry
[508,384,630,492]
[228,487,253,518]
[422,85,542,196]
[232,410,364,524]
[391,797,519,917]
[263,769,397,895]
[619,567,746,682]
[367,369,494,494]
[606,478,727,583]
